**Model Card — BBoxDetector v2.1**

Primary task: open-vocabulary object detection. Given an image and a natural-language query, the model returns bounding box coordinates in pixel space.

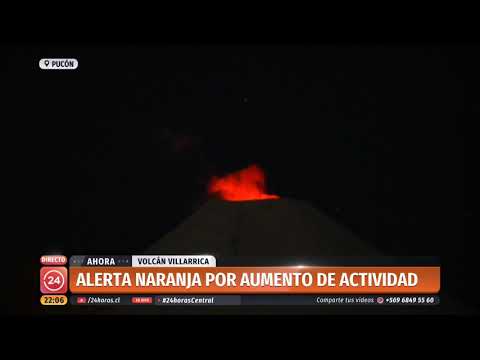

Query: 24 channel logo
[40,267,68,294]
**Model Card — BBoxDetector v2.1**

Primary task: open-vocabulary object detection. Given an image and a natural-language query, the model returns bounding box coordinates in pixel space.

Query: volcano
[147,164,379,256]
[146,197,380,257]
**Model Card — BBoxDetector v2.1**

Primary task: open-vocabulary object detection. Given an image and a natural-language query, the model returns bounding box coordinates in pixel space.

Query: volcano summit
[147,165,379,256]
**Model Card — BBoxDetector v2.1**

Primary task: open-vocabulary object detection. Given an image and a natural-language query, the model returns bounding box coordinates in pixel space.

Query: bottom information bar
[70,295,440,306]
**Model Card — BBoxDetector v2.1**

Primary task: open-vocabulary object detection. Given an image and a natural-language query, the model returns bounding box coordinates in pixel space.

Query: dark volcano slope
[146,198,380,257]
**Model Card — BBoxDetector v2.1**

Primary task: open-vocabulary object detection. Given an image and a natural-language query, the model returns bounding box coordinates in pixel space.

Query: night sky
[6,44,473,310]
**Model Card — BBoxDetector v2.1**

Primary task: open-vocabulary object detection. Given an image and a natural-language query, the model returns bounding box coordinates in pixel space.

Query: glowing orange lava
[208,164,279,201]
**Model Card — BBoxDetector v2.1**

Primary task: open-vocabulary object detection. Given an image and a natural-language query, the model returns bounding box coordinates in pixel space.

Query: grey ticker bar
[69,295,440,306]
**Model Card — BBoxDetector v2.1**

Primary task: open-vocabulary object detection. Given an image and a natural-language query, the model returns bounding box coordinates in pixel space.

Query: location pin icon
[44,59,49,67]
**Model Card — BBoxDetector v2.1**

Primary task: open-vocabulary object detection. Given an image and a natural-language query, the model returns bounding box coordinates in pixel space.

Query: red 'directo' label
[41,255,67,266]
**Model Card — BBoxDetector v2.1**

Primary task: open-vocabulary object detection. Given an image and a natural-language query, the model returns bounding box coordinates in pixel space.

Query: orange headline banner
[69,266,440,294]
